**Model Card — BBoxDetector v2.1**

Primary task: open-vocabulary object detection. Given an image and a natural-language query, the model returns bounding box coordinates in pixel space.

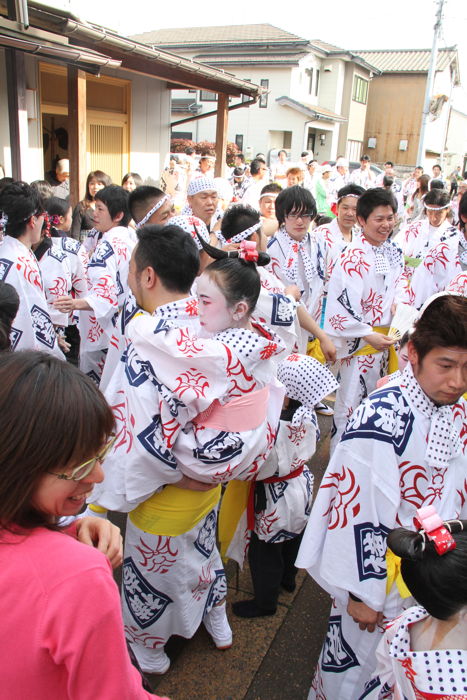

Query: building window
[200,89,217,102]
[346,140,363,161]
[353,76,368,104]
[259,79,269,108]
[242,79,252,103]
[235,134,244,151]
[171,131,193,140]
[306,68,314,95]
[315,69,320,97]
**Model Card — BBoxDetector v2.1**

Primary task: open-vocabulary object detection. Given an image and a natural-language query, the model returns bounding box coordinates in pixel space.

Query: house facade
[132,25,379,165]
[355,47,464,171]
[0,1,261,202]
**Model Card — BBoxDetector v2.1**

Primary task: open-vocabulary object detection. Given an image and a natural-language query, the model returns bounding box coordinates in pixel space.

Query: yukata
[447,270,467,295]
[399,227,465,309]
[254,266,300,354]
[267,225,325,324]
[35,239,72,329]
[324,235,404,451]
[369,606,467,699]
[296,364,467,700]
[79,226,135,382]
[0,235,63,356]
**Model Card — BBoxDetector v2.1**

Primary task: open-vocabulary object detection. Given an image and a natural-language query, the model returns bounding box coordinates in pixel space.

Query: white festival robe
[447,270,467,295]
[323,235,404,451]
[51,236,88,329]
[36,241,72,327]
[296,371,467,700]
[370,606,467,700]
[0,235,63,356]
[314,219,361,291]
[79,226,135,382]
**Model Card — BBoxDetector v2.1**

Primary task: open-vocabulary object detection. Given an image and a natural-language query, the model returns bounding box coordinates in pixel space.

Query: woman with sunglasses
[0,351,166,700]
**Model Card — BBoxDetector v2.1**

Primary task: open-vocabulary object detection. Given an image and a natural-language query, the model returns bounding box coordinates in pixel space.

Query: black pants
[64,324,80,366]
[248,530,303,611]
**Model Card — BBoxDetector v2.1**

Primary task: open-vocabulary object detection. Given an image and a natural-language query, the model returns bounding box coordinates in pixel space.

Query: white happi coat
[370,606,467,699]
[267,225,325,322]
[36,242,72,327]
[0,235,63,356]
[296,368,467,700]
[79,226,135,381]
[395,218,457,287]
[324,235,404,450]
[254,266,300,353]
[447,270,467,295]
[314,219,360,290]
[400,227,463,309]
[51,236,88,328]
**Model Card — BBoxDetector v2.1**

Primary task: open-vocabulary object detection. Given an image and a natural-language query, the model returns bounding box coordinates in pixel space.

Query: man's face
[93,200,118,233]
[426,206,448,228]
[337,196,358,230]
[234,156,243,167]
[415,167,423,180]
[127,249,143,308]
[433,166,441,177]
[146,198,174,226]
[408,343,467,405]
[279,151,286,162]
[188,190,218,224]
[259,195,277,219]
[337,165,347,175]
[56,169,69,183]
[360,159,370,171]
[200,158,214,173]
[284,209,312,241]
[358,205,395,246]
[287,174,300,187]
[307,163,316,175]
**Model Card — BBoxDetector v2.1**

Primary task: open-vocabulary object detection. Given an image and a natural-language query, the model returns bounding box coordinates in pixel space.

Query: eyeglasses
[286,213,314,221]
[46,434,117,481]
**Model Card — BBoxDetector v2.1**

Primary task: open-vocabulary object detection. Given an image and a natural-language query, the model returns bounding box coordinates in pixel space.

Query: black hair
[250,159,264,176]
[235,153,245,162]
[399,330,409,348]
[458,191,467,233]
[0,281,20,351]
[410,294,467,362]
[185,147,195,155]
[314,215,333,226]
[122,172,143,188]
[134,224,199,293]
[195,230,269,315]
[221,204,260,241]
[275,185,317,226]
[429,179,445,191]
[0,182,44,238]
[356,187,397,220]
[415,165,424,171]
[384,161,394,167]
[95,185,130,227]
[424,189,450,208]
[128,185,165,224]
[46,196,71,219]
[301,151,309,158]
[432,164,442,171]
[387,521,467,619]
[337,183,365,200]
[383,175,394,188]
[233,167,245,177]
[0,177,15,194]
[261,183,282,196]
[278,149,287,157]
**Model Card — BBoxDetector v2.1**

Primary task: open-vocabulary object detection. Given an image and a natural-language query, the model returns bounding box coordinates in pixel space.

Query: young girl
[122,172,143,192]
[369,509,467,699]
[71,169,111,244]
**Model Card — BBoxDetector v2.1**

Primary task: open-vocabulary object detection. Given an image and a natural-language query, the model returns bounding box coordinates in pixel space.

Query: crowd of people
[0,146,466,700]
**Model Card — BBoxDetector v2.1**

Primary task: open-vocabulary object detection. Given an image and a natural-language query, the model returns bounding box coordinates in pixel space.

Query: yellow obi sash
[306,338,326,364]
[218,480,249,559]
[353,326,399,375]
[129,484,221,537]
[386,548,412,598]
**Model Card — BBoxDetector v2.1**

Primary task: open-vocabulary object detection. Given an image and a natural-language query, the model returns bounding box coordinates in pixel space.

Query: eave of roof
[276,96,347,123]
[130,23,310,48]
[353,47,459,80]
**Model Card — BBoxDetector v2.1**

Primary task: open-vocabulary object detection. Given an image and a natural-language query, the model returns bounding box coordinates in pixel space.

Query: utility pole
[416,0,445,167]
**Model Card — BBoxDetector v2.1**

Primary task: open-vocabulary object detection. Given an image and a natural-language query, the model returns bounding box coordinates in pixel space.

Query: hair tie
[49,214,61,226]
[136,195,170,229]
[415,505,457,555]
[238,240,258,262]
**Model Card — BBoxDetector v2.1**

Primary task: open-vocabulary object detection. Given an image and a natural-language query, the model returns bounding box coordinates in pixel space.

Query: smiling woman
[0,351,163,700]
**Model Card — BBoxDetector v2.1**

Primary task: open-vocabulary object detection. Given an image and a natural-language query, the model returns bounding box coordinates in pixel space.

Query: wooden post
[5,49,28,181]
[67,66,87,207]
[214,93,229,178]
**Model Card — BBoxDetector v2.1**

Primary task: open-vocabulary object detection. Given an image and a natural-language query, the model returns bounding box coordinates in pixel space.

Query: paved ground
[111,414,333,700]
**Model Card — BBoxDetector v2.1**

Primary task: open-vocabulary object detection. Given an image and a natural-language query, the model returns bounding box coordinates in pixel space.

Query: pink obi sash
[192,385,270,432]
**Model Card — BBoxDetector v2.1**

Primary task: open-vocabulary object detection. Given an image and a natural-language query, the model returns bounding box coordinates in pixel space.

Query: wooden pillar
[67,66,87,207]
[214,93,229,178]
[5,49,28,181]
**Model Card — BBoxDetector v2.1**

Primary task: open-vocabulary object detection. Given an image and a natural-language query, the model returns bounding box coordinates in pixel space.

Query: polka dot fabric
[187,177,217,197]
[168,215,209,250]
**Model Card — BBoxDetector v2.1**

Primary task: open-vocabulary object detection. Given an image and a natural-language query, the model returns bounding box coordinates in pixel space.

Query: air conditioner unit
[368,137,376,148]
[399,140,408,151]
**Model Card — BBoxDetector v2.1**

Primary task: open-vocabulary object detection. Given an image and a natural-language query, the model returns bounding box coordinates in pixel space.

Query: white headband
[217,221,262,246]
[259,192,279,200]
[136,195,170,229]
[337,193,360,203]
[424,203,450,211]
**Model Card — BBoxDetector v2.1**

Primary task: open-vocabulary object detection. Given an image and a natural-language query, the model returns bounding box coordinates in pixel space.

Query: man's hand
[347,597,384,632]
[57,334,71,353]
[363,332,395,353]
[319,334,337,363]
[53,295,75,313]
[174,475,218,491]
[75,517,123,569]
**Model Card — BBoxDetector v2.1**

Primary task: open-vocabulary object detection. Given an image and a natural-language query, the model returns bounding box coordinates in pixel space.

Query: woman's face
[123,176,136,192]
[31,459,105,519]
[88,178,105,199]
[197,272,236,334]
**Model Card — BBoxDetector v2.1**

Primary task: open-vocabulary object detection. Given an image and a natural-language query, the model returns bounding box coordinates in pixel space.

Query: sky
[52,0,467,109]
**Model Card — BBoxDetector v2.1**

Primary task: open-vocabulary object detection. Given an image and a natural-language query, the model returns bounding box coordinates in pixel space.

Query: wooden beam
[5,48,28,181]
[67,66,86,208]
[214,94,229,178]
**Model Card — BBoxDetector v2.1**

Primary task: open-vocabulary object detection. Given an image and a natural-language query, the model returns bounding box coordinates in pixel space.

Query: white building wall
[424,67,454,157]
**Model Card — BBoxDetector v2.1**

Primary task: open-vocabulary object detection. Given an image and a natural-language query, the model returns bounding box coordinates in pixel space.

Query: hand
[319,334,337,363]
[57,335,71,353]
[347,597,384,632]
[75,517,123,569]
[363,333,396,352]
[53,295,75,313]
[284,284,301,301]
[174,475,217,491]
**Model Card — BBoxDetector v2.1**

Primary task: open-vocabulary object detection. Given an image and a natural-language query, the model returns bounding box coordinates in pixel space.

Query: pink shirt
[0,526,166,700]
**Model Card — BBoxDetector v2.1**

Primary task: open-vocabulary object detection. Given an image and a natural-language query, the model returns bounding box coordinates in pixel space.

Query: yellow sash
[385,548,412,598]
[353,326,399,375]
[129,484,221,536]
[218,480,250,560]
[306,338,326,365]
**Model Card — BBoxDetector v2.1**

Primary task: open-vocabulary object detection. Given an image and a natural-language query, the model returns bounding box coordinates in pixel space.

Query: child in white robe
[368,510,467,700]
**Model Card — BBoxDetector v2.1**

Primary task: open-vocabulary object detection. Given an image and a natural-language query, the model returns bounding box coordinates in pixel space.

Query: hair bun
[387,527,425,560]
